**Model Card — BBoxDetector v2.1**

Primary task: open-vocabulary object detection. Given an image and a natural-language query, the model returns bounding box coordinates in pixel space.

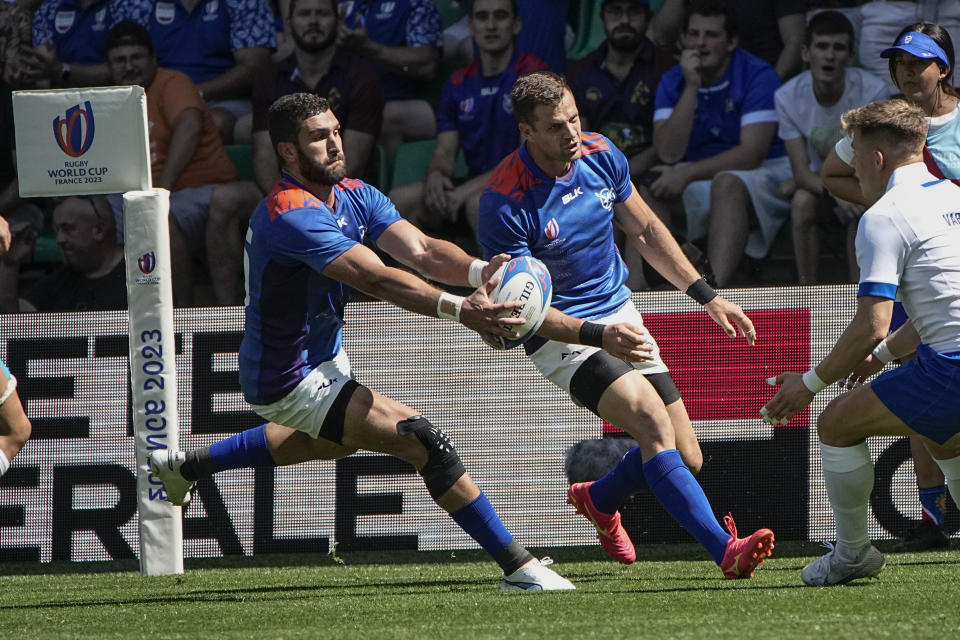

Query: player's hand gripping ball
[487,256,552,350]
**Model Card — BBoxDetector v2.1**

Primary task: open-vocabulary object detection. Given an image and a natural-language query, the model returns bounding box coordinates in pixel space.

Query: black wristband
[579,321,605,347]
[685,277,717,305]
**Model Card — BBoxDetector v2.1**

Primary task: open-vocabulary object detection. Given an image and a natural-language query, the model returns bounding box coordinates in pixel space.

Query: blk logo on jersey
[545,218,559,240]
[53,102,95,158]
[593,187,615,211]
[561,187,582,205]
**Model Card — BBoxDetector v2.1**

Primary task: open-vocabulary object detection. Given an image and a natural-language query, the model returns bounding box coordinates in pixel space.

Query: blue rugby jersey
[338,0,443,101]
[238,175,401,405]
[478,132,633,323]
[438,49,547,175]
[145,0,276,85]
[33,0,128,65]
[654,48,785,162]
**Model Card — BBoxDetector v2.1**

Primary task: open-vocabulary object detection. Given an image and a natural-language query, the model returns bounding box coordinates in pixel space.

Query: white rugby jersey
[856,162,960,354]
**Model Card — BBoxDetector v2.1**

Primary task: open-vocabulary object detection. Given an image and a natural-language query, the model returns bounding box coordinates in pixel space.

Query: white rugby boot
[801,542,885,586]
[149,449,195,506]
[499,557,576,591]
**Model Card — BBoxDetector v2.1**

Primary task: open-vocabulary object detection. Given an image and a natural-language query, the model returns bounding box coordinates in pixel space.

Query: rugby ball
[487,256,552,350]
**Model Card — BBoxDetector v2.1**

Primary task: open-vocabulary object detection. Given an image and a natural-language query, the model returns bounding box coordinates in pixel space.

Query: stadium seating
[436,0,466,28]
[32,234,60,264]
[224,144,254,181]
[370,144,390,192]
[389,139,469,191]
[567,0,606,61]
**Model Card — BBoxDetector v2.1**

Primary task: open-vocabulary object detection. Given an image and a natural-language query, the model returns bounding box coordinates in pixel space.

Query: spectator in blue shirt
[389,0,546,241]
[337,0,443,158]
[31,0,132,86]
[135,0,277,144]
[645,0,784,287]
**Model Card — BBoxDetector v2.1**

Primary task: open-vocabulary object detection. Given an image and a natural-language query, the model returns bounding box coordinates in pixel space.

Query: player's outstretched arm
[841,319,921,389]
[702,296,756,345]
[613,188,757,344]
[377,218,510,289]
[0,217,10,256]
[762,296,893,424]
[534,308,655,363]
[322,243,523,340]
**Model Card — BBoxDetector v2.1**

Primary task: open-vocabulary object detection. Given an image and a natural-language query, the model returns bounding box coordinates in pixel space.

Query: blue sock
[210,424,276,471]
[450,492,513,556]
[643,449,730,564]
[919,486,947,528]
[588,446,647,513]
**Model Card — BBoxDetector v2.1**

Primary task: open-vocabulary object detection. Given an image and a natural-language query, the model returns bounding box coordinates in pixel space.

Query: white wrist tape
[0,374,17,406]
[436,292,464,322]
[801,368,827,393]
[871,340,895,364]
[467,259,488,288]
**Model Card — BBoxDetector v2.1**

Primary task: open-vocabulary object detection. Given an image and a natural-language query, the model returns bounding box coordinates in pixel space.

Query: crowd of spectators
[2,0,959,309]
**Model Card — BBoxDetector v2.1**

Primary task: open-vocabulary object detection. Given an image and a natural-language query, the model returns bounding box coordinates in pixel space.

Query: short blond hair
[510,71,569,126]
[841,99,928,155]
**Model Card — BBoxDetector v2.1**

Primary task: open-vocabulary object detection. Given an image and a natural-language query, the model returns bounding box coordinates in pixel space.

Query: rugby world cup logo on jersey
[545,218,559,240]
[594,187,615,211]
[53,102,95,158]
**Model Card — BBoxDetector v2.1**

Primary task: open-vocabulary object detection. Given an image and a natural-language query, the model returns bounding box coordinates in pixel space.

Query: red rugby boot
[567,482,636,564]
[719,513,775,579]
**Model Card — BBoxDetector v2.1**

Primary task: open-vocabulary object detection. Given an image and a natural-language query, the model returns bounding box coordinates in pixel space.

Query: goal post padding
[13,87,182,576]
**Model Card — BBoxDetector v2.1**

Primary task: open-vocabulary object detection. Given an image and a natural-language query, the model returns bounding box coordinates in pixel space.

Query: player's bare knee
[396,416,466,500]
[816,399,851,446]
[1,413,31,450]
[681,446,703,475]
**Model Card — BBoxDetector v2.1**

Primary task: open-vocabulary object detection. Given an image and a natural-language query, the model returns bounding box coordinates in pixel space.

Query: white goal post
[13,87,182,576]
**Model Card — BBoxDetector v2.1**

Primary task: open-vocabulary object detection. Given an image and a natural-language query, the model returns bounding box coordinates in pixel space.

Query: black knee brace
[397,416,466,499]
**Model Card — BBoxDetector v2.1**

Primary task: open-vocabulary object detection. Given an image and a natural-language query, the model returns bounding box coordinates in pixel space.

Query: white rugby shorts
[248,349,354,439]
[529,300,668,394]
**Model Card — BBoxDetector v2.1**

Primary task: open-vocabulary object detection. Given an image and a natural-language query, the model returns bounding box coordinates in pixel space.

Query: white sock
[934,455,960,507]
[0,449,9,476]
[820,442,873,559]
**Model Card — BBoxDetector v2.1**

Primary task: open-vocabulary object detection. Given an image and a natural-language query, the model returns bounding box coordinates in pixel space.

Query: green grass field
[2,542,958,639]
